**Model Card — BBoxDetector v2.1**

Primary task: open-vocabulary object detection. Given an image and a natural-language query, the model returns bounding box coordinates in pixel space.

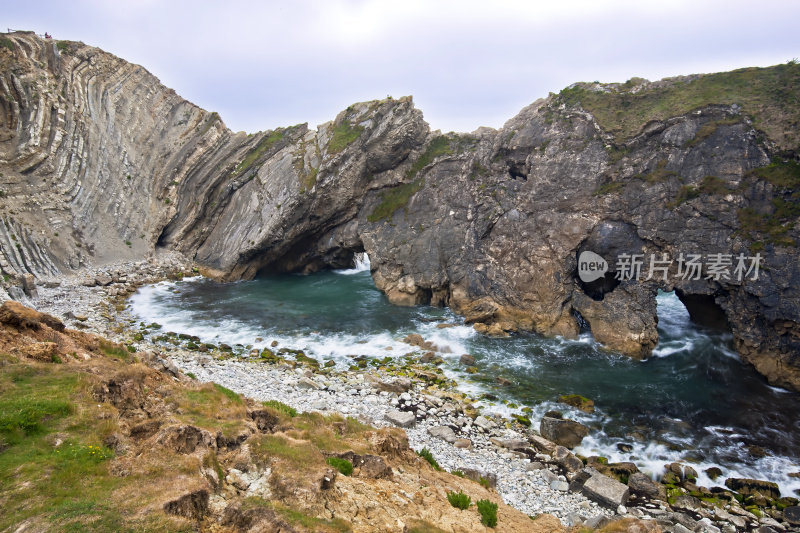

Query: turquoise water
[129,258,800,495]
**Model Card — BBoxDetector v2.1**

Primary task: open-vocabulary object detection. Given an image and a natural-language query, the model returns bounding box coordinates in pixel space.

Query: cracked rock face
[1,32,799,390]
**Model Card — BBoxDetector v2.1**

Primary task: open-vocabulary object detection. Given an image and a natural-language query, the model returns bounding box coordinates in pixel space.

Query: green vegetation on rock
[737,158,800,248]
[446,490,471,510]
[0,37,15,51]
[233,128,285,176]
[417,447,442,471]
[325,456,354,476]
[327,121,364,154]
[557,62,800,149]
[367,178,424,222]
[262,399,297,417]
[476,499,498,528]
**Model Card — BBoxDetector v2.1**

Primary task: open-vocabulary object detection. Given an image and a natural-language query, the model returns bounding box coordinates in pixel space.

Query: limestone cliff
[1,31,799,390]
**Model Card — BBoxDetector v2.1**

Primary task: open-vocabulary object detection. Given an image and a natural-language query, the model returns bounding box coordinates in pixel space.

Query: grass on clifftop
[0,357,190,532]
[327,121,364,154]
[557,62,800,148]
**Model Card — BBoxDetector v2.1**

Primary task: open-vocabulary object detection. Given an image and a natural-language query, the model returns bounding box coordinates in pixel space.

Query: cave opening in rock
[254,241,367,277]
[576,270,620,301]
[674,289,731,331]
[507,163,528,181]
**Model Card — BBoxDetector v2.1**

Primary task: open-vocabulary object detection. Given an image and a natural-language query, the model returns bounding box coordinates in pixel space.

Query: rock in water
[784,506,800,526]
[540,416,589,448]
[724,477,780,499]
[627,472,666,501]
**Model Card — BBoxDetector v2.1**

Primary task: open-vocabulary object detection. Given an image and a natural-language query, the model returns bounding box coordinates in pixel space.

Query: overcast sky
[6,0,799,133]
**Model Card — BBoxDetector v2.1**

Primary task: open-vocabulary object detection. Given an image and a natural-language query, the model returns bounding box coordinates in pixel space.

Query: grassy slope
[557,62,800,150]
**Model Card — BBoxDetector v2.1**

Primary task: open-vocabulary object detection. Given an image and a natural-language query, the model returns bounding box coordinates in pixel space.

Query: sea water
[129,254,800,496]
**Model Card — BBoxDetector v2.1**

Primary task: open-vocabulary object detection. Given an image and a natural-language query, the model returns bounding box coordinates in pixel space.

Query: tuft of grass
[250,434,323,471]
[233,128,285,176]
[593,180,625,196]
[55,40,68,52]
[185,372,196,380]
[328,121,364,154]
[407,520,449,533]
[98,340,131,362]
[326,457,354,476]
[367,178,424,222]
[0,37,15,51]
[476,499,498,528]
[685,117,742,147]
[749,158,800,188]
[264,500,352,533]
[417,447,442,471]
[557,62,800,149]
[405,134,476,180]
[262,399,297,417]
[0,397,72,442]
[212,383,242,404]
[446,490,471,510]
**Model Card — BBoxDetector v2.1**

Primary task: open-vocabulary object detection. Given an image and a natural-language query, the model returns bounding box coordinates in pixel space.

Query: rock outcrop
[1,31,799,389]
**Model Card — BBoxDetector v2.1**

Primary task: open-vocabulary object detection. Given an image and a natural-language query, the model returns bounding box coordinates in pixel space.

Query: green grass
[685,117,743,147]
[98,340,131,362]
[417,447,442,471]
[262,399,297,417]
[476,499,498,528]
[326,457,354,476]
[198,112,220,136]
[737,159,800,248]
[405,134,476,180]
[250,434,322,471]
[0,363,136,531]
[446,490,471,510]
[557,62,800,149]
[55,40,69,52]
[0,37,14,51]
[668,176,730,208]
[253,500,351,533]
[212,383,242,403]
[328,121,364,154]
[593,181,625,196]
[749,158,800,188]
[233,128,285,176]
[367,178,424,222]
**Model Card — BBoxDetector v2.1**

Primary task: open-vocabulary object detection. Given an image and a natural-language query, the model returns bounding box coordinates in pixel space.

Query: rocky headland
[1,31,799,390]
[1,28,800,531]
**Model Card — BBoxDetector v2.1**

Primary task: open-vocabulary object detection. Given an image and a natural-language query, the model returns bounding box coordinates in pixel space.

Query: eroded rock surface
[2,32,799,389]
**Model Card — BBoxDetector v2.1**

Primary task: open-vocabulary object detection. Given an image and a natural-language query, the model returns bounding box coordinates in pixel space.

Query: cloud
[6,0,799,133]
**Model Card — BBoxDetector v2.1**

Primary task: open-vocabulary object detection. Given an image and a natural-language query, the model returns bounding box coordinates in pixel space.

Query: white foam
[335,252,371,275]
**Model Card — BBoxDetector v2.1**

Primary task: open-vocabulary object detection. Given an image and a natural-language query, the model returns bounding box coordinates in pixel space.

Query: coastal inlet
[129,255,800,497]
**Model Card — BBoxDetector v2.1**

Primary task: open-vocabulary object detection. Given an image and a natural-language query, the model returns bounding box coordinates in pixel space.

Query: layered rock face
[1,32,798,389]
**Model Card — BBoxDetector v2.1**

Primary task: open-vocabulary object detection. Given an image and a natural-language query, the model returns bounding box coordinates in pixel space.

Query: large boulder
[553,445,584,473]
[627,472,666,501]
[427,425,457,443]
[539,416,589,448]
[385,409,415,428]
[582,472,630,508]
[724,477,780,499]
